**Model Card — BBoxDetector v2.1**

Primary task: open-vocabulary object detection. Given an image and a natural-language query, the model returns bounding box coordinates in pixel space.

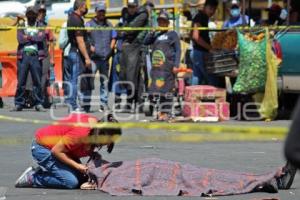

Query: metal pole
[242,0,246,26]
[287,0,291,25]
[248,0,252,26]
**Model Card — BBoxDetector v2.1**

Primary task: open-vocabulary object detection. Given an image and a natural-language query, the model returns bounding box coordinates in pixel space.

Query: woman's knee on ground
[62,174,79,189]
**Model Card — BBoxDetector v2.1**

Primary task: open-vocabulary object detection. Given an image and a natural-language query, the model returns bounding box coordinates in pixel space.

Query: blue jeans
[65,50,84,110]
[93,59,109,105]
[31,141,84,189]
[191,49,219,86]
[15,53,43,106]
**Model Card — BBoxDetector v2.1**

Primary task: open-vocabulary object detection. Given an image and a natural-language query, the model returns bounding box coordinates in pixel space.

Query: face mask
[82,8,88,16]
[230,8,240,18]
[27,16,36,25]
[45,15,49,24]
[280,9,288,20]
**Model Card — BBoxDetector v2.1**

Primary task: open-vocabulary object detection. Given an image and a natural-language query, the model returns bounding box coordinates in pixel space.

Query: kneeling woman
[15,113,122,189]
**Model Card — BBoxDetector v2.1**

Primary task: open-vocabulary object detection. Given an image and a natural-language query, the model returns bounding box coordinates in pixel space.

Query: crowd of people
[8,0,300,117]
[7,0,300,195]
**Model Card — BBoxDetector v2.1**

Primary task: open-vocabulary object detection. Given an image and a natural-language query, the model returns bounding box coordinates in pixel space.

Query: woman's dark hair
[90,114,122,154]
[204,0,219,8]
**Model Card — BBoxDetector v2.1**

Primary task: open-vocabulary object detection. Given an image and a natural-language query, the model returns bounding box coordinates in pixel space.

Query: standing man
[37,4,56,108]
[66,0,92,112]
[86,3,117,112]
[223,0,255,28]
[59,8,73,102]
[12,6,46,111]
[191,0,219,86]
[119,0,149,113]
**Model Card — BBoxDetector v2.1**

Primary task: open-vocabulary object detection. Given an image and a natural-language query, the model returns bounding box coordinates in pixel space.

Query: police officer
[119,0,149,113]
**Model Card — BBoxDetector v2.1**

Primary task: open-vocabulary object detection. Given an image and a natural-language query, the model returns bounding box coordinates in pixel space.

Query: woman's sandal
[80,182,97,190]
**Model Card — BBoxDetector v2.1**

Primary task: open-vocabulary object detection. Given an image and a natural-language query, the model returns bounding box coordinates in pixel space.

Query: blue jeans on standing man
[65,50,84,110]
[31,140,85,189]
[15,53,43,107]
[92,59,109,107]
[191,49,219,86]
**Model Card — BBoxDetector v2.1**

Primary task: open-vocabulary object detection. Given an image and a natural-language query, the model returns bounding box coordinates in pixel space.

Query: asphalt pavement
[0,97,299,200]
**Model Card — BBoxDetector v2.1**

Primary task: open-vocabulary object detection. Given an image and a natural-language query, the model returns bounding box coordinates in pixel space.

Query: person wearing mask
[59,8,73,103]
[144,10,181,121]
[14,113,122,189]
[109,7,128,112]
[119,0,149,113]
[191,0,219,86]
[65,0,92,112]
[265,3,287,26]
[36,4,56,108]
[223,0,255,28]
[12,6,46,112]
[86,3,117,113]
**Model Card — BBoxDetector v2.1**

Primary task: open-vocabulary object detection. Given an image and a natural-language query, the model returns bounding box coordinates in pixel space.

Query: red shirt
[35,113,98,159]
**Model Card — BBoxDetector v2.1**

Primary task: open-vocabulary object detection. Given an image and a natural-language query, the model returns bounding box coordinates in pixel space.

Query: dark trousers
[285,98,300,168]
[120,43,144,106]
[62,55,72,98]
[15,53,43,106]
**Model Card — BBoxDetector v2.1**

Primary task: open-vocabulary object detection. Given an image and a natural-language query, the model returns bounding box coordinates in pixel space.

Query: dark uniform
[119,5,148,110]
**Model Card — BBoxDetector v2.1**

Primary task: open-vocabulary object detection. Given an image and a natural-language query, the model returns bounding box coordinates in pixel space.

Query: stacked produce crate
[182,85,230,121]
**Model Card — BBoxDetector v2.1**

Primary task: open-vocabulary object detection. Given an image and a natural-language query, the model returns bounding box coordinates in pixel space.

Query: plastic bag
[233,30,267,93]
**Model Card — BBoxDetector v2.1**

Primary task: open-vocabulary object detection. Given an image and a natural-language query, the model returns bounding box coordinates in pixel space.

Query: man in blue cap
[85,3,117,113]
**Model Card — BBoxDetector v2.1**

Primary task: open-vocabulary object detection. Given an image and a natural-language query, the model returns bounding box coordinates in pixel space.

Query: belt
[24,51,38,56]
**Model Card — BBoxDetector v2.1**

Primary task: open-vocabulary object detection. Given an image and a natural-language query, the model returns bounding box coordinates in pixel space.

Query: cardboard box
[218,102,230,121]
[185,85,226,102]
[182,101,230,121]
[183,102,219,118]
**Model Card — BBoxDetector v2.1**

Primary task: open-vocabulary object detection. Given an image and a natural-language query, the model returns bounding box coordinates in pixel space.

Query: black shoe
[10,105,23,112]
[99,105,108,113]
[256,178,278,193]
[277,162,297,190]
[35,104,46,112]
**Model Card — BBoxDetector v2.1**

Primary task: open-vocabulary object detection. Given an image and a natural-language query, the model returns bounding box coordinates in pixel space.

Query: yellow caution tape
[0,131,285,146]
[0,25,300,31]
[0,114,288,137]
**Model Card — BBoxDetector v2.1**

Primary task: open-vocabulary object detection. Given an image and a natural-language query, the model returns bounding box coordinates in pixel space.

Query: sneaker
[72,107,85,113]
[15,167,34,188]
[98,105,107,113]
[277,162,297,190]
[10,105,23,112]
[35,104,46,112]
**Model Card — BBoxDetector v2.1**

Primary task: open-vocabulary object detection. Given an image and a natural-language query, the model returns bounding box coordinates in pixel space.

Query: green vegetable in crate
[233,30,267,93]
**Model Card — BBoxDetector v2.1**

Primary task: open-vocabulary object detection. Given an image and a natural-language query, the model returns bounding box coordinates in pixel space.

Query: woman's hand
[76,163,88,174]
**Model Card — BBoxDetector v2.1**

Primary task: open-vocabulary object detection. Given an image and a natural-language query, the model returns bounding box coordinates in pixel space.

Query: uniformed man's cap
[38,4,47,12]
[127,0,139,7]
[26,6,38,15]
[158,10,169,20]
[95,3,106,12]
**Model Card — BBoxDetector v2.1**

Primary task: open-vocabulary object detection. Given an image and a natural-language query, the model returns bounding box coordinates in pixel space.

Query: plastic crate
[204,50,239,75]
